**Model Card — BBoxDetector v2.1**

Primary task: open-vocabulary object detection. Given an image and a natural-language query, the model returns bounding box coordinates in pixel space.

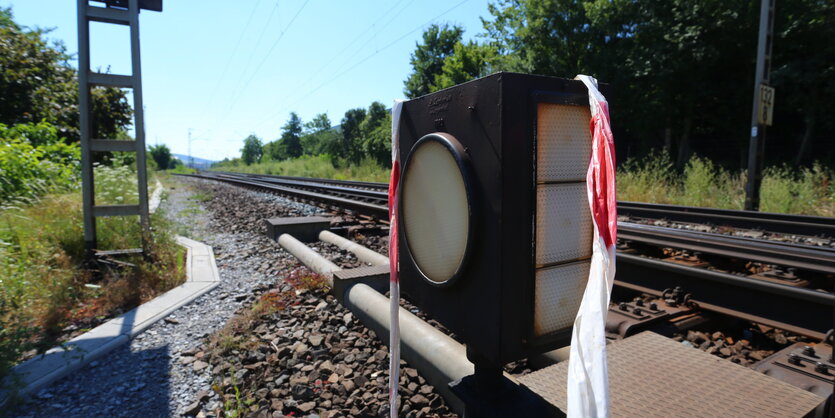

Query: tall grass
[617,152,834,216]
[214,155,390,183]
[0,165,184,387]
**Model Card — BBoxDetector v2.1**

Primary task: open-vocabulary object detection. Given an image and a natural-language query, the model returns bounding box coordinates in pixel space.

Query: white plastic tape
[567,75,617,418]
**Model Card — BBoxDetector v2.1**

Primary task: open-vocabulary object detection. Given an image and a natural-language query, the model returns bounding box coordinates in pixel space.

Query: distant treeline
[224,0,833,170]
[215,102,392,169]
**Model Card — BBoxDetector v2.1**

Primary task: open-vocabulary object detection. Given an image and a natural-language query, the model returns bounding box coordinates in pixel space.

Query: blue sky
[2,0,492,161]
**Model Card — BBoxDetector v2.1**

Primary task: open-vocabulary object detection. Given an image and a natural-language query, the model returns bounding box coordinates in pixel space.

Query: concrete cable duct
[318,230,390,267]
[276,232,567,414]
[276,232,473,413]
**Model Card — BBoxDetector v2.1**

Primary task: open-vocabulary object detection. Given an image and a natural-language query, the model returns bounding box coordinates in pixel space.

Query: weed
[0,170,185,387]
[212,155,389,183]
[191,190,213,203]
[222,367,246,418]
[618,151,834,216]
[284,268,330,292]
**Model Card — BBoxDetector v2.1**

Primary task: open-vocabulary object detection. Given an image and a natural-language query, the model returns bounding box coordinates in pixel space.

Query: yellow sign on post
[758,84,775,126]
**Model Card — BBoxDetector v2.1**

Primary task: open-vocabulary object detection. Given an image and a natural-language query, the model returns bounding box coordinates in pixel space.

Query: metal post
[130,0,151,233]
[77,0,96,253]
[744,0,776,211]
[77,0,159,258]
[188,128,193,168]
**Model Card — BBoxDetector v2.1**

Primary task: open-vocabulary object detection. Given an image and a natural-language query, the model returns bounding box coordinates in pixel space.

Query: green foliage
[263,113,303,161]
[148,144,173,170]
[478,0,835,165]
[280,112,303,159]
[0,122,80,203]
[94,163,138,205]
[167,160,196,175]
[616,151,678,205]
[618,152,833,215]
[433,41,500,90]
[760,163,834,216]
[90,86,133,141]
[300,113,338,156]
[0,173,183,388]
[0,7,132,141]
[360,109,392,168]
[240,135,263,165]
[212,154,389,183]
[403,23,464,98]
[340,108,367,163]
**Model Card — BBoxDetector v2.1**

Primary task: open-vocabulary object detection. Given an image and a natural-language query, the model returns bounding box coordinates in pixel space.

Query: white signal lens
[401,136,470,285]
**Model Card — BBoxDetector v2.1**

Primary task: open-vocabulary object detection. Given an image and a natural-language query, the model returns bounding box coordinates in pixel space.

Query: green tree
[301,113,338,156]
[403,23,464,98]
[264,113,304,161]
[768,0,835,164]
[280,112,303,159]
[482,0,760,166]
[341,108,367,163]
[305,113,332,134]
[240,134,263,165]
[482,0,601,76]
[581,0,759,165]
[359,102,391,166]
[148,144,173,170]
[433,41,500,90]
[0,122,80,202]
[0,7,132,141]
[262,139,282,161]
[362,112,392,168]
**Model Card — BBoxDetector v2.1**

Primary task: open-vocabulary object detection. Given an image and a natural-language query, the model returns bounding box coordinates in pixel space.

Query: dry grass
[213,155,390,183]
[0,175,185,386]
[206,268,328,359]
[617,152,834,216]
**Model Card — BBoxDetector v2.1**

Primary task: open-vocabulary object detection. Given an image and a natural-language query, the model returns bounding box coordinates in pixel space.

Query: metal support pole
[78,0,157,257]
[130,0,151,233]
[77,0,96,253]
[744,0,776,211]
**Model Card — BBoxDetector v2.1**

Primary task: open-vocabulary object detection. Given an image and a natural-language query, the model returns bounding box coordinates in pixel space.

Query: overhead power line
[208,0,311,137]
[246,0,415,128]
[252,0,470,130]
[195,0,263,132]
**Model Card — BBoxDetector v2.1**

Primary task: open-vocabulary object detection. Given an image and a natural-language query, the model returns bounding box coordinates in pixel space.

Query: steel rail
[618,201,835,237]
[179,173,389,216]
[182,172,833,338]
[213,172,835,237]
[616,253,833,339]
[619,222,835,275]
[202,172,389,203]
[213,171,389,190]
[199,173,834,273]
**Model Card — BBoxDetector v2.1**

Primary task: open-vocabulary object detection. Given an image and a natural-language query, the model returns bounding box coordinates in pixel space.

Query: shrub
[0,122,79,203]
[618,150,834,215]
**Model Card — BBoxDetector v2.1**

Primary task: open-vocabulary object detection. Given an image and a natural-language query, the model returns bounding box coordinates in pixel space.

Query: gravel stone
[16,177,455,418]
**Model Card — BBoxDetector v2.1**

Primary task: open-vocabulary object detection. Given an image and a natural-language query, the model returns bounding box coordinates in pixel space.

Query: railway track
[207,171,835,238]
[180,171,834,339]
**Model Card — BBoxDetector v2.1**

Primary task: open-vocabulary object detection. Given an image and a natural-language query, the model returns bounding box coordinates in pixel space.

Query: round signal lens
[400,133,473,286]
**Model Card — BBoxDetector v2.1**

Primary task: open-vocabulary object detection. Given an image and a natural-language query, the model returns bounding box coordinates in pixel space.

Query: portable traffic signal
[397,72,598,368]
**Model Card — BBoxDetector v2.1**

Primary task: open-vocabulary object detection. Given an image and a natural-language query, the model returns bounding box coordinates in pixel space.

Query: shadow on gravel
[21,347,174,418]
[13,309,178,417]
